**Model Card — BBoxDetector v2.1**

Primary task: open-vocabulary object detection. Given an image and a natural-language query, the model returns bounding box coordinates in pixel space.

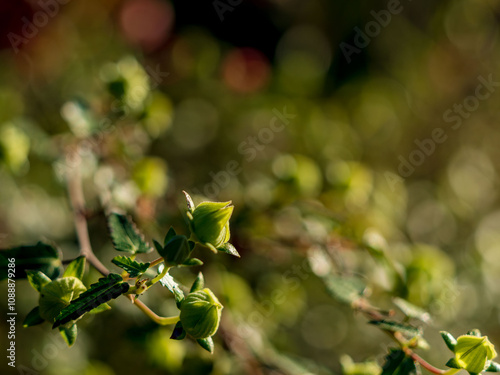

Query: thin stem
[147,265,170,287]
[129,296,179,325]
[149,257,164,268]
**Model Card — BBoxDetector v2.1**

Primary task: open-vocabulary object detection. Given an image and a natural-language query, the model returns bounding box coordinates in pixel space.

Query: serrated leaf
[446,358,461,369]
[164,227,177,246]
[23,306,44,327]
[441,331,457,351]
[382,349,417,375]
[26,270,52,292]
[63,256,86,280]
[158,264,184,307]
[59,324,77,347]
[181,258,203,267]
[197,337,214,354]
[322,275,365,305]
[369,320,421,338]
[170,321,186,340]
[53,273,129,328]
[89,303,111,314]
[190,272,204,293]
[39,277,87,322]
[393,297,431,323]
[108,213,151,254]
[217,242,240,257]
[112,256,150,277]
[0,242,62,280]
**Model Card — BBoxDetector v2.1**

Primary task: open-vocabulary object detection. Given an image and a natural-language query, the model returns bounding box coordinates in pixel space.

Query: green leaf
[486,361,500,372]
[170,321,186,340]
[53,273,129,328]
[59,324,77,347]
[217,242,240,257]
[197,337,214,354]
[322,275,365,305]
[181,258,203,267]
[63,256,86,280]
[39,277,87,322]
[164,227,177,246]
[0,242,62,280]
[381,349,417,375]
[160,235,193,266]
[369,320,421,338]
[441,331,458,351]
[89,303,111,314]
[153,239,163,254]
[23,306,45,327]
[112,256,150,277]
[190,272,204,293]
[26,270,52,292]
[158,264,184,307]
[446,358,461,369]
[108,213,151,254]
[393,297,431,323]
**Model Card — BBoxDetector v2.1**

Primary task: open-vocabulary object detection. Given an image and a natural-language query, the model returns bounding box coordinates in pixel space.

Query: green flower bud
[180,288,223,339]
[187,197,234,252]
[454,334,497,374]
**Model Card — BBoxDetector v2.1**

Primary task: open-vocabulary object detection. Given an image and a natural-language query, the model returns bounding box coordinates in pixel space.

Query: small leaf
[158,264,184,307]
[39,277,87,322]
[26,270,52,292]
[486,361,500,372]
[190,272,204,293]
[112,256,150,277]
[108,213,151,254]
[197,337,214,354]
[393,297,431,323]
[160,235,192,266]
[369,320,421,338]
[53,273,129,328]
[164,227,177,246]
[468,329,482,337]
[153,239,163,254]
[218,242,240,257]
[381,349,417,375]
[446,358,461,369]
[0,242,63,280]
[63,256,86,280]
[23,306,44,327]
[183,191,195,212]
[89,303,111,314]
[441,331,458,351]
[322,275,366,305]
[170,321,186,340]
[59,324,77,347]
[181,258,203,267]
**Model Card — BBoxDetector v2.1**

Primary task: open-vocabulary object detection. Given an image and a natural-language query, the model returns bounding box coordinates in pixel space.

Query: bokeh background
[1,0,500,374]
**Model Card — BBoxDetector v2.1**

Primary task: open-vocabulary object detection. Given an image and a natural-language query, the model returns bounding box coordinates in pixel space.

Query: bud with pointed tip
[180,288,223,339]
[453,334,497,374]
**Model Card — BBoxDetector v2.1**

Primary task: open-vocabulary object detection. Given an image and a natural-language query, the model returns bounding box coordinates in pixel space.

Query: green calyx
[179,288,223,339]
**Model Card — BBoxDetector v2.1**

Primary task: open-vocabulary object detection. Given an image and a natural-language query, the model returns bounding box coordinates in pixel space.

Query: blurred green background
[1,0,500,374]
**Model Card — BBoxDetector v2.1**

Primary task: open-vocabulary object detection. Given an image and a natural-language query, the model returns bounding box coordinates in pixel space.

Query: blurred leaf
[23,306,44,327]
[26,270,51,292]
[63,256,86,280]
[112,256,150,277]
[164,227,177,246]
[369,320,421,338]
[53,274,129,328]
[486,361,500,372]
[441,331,457,351]
[59,324,78,347]
[0,242,62,280]
[322,275,365,305]
[381,349,417,375]
[393,297,431,323]
[132,157,168,198]
[108,213,151,254]
[158,264,184,307]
